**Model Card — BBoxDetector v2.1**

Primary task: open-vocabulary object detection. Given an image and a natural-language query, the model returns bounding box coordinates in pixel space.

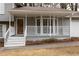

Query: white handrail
[4,28,10,42]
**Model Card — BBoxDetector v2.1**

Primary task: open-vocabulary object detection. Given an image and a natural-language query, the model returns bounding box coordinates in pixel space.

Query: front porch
[10,16,70,39]
[8,7,72,38]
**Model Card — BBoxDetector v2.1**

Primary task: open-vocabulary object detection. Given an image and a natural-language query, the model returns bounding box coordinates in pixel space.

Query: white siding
[0,3,13,21]
[71,19,79,37]
[0,3,5,14]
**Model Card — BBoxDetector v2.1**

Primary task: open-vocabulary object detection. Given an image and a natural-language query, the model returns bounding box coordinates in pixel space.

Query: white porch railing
[4,28,10,42]
[4,26,70,40]
[26,26,70,36]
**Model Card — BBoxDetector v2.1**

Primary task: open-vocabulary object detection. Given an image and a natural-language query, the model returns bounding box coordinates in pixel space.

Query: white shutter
[0,3,5,14]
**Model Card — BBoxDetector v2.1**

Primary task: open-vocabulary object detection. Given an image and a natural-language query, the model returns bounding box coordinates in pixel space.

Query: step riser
[5,42,25,44]
[4,37,26,47]
[7,40,25,41]
[5,44,25,47]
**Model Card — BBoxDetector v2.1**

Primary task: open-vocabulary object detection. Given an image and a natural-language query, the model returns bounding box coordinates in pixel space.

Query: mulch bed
[26,37,79,45]
[0,37,79,47]
[0,38,4,47]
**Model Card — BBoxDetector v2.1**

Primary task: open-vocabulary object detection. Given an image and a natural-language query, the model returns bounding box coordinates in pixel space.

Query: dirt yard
[0,46,79,56]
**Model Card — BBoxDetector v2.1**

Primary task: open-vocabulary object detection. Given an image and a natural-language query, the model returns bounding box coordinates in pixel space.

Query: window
[0,3,5,14]
[43,16,50,34]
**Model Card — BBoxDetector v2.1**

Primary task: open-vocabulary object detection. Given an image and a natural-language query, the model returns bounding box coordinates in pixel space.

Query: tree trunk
[60,3,67,9]
[14,3,24,8]
[24,3,27,6]
[75,3,78,11]
[71,3,74,11]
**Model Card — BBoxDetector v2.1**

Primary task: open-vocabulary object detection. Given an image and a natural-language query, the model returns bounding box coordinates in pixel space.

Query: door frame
[35,18,41,35]
[16,17,25,35]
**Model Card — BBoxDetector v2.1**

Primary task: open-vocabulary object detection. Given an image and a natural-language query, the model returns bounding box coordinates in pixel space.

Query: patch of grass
[0,46,79,56]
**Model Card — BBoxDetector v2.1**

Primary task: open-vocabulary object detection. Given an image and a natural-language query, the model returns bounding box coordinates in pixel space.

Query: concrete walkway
[1,41,79,50]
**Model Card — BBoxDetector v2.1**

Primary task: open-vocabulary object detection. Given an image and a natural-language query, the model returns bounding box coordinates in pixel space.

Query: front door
[17,18,24,34]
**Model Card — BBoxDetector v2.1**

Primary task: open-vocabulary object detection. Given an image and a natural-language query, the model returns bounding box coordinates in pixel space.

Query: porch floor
[26,36,70,41]
[11,34,24,37]
[11,34,70,40]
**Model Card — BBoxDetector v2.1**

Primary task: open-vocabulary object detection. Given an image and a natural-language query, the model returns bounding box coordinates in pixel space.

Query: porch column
[41,16,43,35]
[57,17,59,35]
[50,16,51,36]
[24,16,27,37]
[62,17,63,35]
[9,14,11,36]
[70,13,72,37]
[53,16,55,35]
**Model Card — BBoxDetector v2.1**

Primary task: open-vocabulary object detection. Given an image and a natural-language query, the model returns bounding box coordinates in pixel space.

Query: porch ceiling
[8,7,73,17]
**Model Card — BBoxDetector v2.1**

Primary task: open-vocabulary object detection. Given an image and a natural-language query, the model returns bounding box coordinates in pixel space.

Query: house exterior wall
[0,3,5,14]
[0,3,13,37]
[0,3,13,21]
[71,18,79,37]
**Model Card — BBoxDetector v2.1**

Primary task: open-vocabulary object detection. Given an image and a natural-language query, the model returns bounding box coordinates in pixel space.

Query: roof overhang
[8,7,73,17]
[66,11,79,18]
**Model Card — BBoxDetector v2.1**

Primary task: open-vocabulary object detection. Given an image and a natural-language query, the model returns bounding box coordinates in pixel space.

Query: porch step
[4,37,26,47]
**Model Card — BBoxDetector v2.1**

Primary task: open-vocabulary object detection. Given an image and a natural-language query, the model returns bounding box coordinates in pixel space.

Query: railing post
[53,17,55,35]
